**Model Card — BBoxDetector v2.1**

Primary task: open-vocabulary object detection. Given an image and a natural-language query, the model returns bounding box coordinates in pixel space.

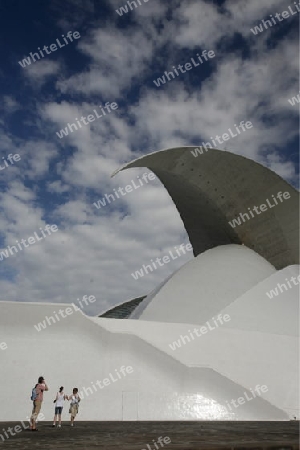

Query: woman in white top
[52,386,66,428]
[67,388,81,426]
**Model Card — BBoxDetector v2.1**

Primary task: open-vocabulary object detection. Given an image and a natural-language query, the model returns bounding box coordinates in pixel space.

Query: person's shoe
[58,424,61,428]
[32,429,38,431]
[52,424,56,427]
[71,423,74,427]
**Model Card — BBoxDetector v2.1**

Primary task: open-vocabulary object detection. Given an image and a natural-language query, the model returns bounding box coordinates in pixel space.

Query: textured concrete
[114,147,299,269]
[0,421,299,449]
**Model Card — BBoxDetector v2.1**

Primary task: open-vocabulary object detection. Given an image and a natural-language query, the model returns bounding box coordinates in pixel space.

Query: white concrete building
[0,147,298,421]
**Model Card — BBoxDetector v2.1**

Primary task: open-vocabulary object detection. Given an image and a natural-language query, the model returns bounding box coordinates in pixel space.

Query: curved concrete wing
[113,147,299,269]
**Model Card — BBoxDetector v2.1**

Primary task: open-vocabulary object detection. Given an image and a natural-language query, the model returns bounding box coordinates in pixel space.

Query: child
[52,386,66,428]
[67,388,81,426]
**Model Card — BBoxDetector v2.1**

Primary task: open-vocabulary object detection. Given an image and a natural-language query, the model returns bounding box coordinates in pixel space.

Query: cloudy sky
[0,0,298,315]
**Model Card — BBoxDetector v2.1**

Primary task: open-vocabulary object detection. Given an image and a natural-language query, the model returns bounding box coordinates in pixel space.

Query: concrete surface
[0,421,299,449]
[114,147,299,269]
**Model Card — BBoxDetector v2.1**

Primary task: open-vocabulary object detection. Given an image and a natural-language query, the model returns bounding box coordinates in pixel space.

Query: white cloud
[23,60,62,87]
[56,27,155,97]
[47,180,70,194]
[0,0,298,316]
[173,0,294,48]
[0,171,190,315]
[2,96,20,114]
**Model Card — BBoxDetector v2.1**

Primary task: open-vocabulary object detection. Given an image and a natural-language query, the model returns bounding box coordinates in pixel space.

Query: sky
[0,0,299,315]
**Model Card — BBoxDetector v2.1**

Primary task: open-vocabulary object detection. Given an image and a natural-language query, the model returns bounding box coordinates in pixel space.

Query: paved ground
[0,421,299,449]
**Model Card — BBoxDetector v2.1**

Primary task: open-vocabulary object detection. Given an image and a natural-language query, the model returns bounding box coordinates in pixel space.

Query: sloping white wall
[0,301,293,421]
[133,245,276,324]
[121,264,300,418]
[99,319,299,420]
[218,265,299,336]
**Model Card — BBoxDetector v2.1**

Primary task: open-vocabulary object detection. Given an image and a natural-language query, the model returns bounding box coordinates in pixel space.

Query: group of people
[30,376,81,430]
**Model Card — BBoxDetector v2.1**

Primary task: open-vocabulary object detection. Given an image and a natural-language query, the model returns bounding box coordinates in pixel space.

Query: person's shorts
[31,400,42,420]
[70,404,78,418]
[55,406,63,415]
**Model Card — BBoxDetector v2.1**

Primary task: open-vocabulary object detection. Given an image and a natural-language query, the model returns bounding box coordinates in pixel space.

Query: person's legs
[70,405,76,426]
[31,404,36,429]
[73,405,78,425]
[53,411,57,426]
[58,408,62,426]
[30,402,35,429]
[31,401,41,430]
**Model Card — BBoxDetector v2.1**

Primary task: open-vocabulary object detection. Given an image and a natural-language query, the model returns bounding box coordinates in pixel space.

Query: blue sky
[0,0,299,315]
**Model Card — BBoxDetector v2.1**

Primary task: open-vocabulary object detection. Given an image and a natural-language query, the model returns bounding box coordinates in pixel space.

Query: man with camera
[30,376,48,431]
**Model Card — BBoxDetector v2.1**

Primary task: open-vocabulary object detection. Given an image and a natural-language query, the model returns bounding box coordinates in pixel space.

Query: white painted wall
[0,299,297,422]
[99,319,299,419]
[113,263,300,418]
[218,264,299,336]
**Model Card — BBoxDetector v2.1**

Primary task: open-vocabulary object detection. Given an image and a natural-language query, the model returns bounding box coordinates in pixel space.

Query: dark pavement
[0,421,299,449]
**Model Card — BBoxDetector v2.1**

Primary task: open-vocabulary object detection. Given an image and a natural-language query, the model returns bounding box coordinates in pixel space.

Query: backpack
[31,387,37,401]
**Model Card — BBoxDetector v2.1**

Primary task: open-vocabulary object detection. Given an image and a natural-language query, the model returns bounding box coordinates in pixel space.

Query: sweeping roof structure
[113,147,299,270]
